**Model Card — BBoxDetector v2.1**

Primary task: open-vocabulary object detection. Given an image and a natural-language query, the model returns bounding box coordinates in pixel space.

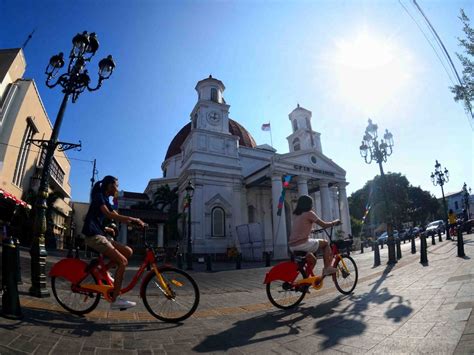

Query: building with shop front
[122,76,351,259]
[0,48,72,246]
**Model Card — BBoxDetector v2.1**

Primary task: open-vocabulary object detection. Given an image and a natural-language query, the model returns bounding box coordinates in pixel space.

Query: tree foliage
[349,173,441,231]
[451,9,474,117]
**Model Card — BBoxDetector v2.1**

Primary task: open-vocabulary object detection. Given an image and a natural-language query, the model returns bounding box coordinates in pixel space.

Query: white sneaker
[106,271,115,284]
[110,298,136,310]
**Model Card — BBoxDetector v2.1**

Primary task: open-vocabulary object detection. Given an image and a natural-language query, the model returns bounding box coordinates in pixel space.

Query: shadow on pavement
[194,263,414,352]
[2,307,181,335]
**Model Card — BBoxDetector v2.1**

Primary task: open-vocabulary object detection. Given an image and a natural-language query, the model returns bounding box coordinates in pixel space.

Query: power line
[398,0,456,86]
[411,0,474,123]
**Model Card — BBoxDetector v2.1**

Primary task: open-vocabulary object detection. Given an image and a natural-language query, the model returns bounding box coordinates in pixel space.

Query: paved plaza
[1,234,473,354]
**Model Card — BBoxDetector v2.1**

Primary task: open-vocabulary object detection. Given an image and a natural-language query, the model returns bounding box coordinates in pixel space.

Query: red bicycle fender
[49,258,88,283]
[263,261,299,284]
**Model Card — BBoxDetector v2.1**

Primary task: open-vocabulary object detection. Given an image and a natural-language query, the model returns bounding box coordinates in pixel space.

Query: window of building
[248,205,255,223]
[293,120,298,132]
[0,83,18,126]
[39,149,65,186]
[212,207,225,237]
[455,201,459,210]
[211,88,218,103]
[293,137,300,151]
[12,118,36,187]
[193,113,198,128]
[306,117,311,130]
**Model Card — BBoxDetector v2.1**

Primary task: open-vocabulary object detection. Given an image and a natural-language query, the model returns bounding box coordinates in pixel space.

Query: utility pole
[90,158,97,189]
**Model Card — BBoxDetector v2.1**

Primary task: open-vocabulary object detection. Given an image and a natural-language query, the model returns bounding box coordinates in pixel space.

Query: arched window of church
[193,113,198,128]
[248,205,255,223]
[212,207,225,237]
[293,138,300,151]
[211,88,218,103]
[306,117,311,130]
[293,120,298,132]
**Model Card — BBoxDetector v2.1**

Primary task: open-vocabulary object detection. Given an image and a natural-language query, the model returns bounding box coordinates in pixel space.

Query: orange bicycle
[264,226,358,309]
[49,227,199,322]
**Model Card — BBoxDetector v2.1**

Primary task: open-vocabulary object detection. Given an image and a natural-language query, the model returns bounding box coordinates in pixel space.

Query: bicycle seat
[292,251,307,257]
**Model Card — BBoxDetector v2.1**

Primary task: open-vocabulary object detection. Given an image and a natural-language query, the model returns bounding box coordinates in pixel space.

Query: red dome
[165,119,257,160]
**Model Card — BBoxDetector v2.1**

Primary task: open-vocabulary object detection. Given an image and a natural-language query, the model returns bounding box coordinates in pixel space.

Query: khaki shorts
[85,234,114,254]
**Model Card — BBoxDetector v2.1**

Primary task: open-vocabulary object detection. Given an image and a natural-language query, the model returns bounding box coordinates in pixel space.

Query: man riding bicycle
[82,175,145,310]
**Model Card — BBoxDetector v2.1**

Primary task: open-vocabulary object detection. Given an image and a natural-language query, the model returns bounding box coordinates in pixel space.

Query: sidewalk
[0,234,473,354]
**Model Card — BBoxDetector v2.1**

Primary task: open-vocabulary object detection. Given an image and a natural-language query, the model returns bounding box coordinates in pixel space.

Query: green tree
[349,173,438,230]
[407,186,440,226]
[451,9,474,117]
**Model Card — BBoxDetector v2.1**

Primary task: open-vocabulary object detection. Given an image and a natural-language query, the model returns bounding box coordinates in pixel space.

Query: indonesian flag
[261,123,271,131]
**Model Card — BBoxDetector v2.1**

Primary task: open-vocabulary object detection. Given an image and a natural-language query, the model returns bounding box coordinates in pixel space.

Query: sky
[1,0,473,203]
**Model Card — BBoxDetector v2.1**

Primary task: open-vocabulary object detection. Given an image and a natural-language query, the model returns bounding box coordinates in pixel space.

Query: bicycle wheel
[51,274,101,315]
[333,255,358,295]
[266,269,308,309]
[142,267,200,322]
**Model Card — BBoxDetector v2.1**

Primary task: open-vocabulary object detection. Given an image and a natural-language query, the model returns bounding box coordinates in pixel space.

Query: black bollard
[1,236,23,319]
[360,242,364,254]
[411,235,416,254]
[420,235,428,264]
[431,232,436,245]
[264,251,271,267]
[15,238,22,285]
[373,241,380,267]
[396,239,402,260]
[75,246,80,259]
[438,229,442,242]
[457,227,465,258]
[67,242,74,258]
[205,254,212,272]
[236,253,242,269]
[177,253,183,269]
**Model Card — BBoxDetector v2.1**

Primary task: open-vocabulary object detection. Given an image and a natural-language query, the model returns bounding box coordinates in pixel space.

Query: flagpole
[269,120,274,148]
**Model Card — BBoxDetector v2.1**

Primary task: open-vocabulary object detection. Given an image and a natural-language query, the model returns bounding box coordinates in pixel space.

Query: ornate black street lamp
[359,118,397,264]
[430,160,449,240]
[29,31,115,297]
[185,181,195,270]
[462,182,471,218]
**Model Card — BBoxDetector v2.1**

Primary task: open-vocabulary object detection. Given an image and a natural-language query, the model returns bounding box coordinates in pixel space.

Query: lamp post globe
[430,160,449,240]
[29,31,115,297]
[359,118,396,265]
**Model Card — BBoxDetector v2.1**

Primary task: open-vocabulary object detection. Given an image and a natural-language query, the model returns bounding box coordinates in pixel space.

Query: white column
[338,184,352,237]
[319,181,331,221]
[232,184,242,247]
[331,186,340,220]
[157,224,164,247]
[271,175,288,259]
[297,176,309,196]
[313,191,322,217]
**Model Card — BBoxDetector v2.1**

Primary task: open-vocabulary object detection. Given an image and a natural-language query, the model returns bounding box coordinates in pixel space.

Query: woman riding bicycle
[82,175,145,310]
[288,195,341,276]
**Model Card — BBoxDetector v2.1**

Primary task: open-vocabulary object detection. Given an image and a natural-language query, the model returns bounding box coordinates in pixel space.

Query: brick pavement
[0,234,473,354]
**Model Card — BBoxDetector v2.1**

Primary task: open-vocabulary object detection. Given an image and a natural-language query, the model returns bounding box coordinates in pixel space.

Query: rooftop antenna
[22,29,35,49]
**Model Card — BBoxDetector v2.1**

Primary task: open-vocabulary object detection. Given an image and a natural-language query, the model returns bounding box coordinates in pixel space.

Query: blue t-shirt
[82,192,114,237]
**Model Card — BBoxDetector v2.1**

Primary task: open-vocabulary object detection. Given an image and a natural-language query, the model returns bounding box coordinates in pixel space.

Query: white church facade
[139,75,351,259]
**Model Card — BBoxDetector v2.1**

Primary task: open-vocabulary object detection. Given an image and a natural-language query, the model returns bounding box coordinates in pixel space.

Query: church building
[133,75,352,259]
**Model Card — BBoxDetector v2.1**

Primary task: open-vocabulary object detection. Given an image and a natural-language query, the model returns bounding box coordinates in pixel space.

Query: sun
[330,29,412,115]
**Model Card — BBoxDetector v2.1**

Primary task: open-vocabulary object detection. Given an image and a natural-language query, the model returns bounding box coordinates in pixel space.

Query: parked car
[425,220,445,235]
[377,230,400,245]
[398,229,411,241]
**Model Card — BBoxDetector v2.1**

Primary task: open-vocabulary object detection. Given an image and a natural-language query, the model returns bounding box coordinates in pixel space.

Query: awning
[0,189,31,209]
